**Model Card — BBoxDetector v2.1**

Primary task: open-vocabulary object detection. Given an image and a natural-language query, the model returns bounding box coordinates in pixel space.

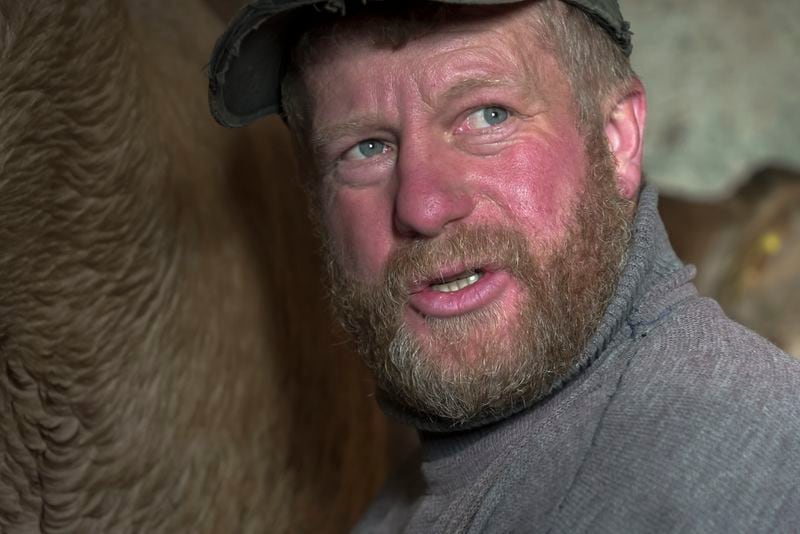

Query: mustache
[383,225,538,295]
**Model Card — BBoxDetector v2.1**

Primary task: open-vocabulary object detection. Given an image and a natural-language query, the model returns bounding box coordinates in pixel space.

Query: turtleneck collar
[376,184,687,433]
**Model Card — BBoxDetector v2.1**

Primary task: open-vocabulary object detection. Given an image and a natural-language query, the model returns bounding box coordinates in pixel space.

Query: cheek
[478,131,588,243]
[324,189,395,281]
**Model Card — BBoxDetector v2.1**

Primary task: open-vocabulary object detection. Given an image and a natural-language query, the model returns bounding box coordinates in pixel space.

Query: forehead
[297,3,565,119]
[301,3,544,72]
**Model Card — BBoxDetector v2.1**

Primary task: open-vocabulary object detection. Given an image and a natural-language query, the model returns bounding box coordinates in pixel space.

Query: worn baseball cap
[208,0,632,128]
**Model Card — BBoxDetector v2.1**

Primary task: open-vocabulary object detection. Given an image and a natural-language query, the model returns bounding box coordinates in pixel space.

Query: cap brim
[208,0,320,127]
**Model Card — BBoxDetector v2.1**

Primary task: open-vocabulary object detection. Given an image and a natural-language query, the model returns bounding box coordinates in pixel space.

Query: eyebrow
[310,115,385,152]
[435,76,520,105]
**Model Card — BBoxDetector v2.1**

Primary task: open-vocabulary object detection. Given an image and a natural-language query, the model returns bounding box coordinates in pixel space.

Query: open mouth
[430,269,484,293]
[407,266,511,319]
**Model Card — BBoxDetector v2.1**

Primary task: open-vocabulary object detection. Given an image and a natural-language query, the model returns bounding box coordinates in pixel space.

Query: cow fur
[0,0,389,532]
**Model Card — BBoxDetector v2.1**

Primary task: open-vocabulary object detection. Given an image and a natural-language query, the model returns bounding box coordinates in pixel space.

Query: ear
[604,81,647,200]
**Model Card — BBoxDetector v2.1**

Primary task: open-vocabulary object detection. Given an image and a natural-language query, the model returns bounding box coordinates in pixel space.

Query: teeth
[430,271,482,293]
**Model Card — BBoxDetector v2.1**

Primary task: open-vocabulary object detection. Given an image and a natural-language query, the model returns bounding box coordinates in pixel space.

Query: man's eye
[344,139,389,160]
[465,106,510,130]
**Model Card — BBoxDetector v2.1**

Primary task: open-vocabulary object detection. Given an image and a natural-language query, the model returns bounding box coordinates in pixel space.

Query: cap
[207,0,632,128]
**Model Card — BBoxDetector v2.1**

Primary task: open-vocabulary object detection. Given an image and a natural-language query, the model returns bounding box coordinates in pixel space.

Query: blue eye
[464,106,510,130]
[345,139,388,160]
[482,107,509,126]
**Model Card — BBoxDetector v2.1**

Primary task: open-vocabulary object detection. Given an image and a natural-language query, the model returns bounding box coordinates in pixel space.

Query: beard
[323,128,634,427]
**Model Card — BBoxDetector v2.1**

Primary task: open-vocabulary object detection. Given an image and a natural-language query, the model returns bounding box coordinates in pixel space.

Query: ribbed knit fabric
[354,185,800,533]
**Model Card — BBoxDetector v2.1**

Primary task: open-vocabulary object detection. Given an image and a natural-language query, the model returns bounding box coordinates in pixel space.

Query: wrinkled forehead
[288,1,549,75]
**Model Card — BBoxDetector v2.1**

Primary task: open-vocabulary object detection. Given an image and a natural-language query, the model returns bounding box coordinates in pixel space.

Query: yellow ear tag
[759,231,783,256]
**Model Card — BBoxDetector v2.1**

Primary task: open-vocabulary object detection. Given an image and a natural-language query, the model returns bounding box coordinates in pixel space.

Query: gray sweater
[354,186,800,533]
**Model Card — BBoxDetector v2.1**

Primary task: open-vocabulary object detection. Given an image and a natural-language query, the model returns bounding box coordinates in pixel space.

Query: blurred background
[619,0,800,355]
[621,0,800,197]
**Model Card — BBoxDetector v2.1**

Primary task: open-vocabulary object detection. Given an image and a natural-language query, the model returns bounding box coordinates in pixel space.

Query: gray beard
[323,129,633,427]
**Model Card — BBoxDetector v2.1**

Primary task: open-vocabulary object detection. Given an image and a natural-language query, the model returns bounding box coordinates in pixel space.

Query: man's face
[301,6,634,424]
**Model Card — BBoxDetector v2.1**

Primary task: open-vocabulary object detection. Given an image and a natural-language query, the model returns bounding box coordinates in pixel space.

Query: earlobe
[604,82,647,200]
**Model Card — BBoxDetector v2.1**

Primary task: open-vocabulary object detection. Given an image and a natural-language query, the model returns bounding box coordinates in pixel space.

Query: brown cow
[660,167,800,357]
[0,0,388,532]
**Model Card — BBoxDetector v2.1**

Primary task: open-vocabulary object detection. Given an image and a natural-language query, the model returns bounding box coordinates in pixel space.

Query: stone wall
[621,0,800,197]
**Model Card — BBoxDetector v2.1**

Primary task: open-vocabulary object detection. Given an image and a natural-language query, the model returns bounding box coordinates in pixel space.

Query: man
[208,1,800,531]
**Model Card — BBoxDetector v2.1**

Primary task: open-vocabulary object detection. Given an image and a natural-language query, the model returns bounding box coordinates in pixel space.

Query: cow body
[0,1,387,531]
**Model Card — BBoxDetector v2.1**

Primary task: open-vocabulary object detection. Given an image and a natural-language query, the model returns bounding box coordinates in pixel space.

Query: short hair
[281,0,638,180]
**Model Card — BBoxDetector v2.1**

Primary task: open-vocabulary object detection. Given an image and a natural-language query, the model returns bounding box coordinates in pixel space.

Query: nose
[392,139,475,238]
